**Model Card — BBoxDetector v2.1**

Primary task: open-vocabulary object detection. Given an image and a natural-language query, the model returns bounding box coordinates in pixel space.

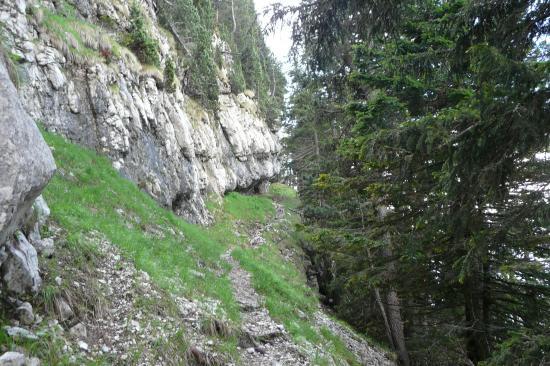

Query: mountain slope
[0,131,394,365]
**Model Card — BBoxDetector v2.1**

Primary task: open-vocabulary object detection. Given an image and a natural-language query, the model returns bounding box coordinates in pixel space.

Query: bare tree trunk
[360,206,395,350]
[463,263,490,363]
[231,0,237,34]
[378,206,410,366]
[313,128,320,162]
[386,289,410,366]
[271,67,276,97]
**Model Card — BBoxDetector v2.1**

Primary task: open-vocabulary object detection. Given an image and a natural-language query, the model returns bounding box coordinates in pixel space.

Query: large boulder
[0,54,56,246]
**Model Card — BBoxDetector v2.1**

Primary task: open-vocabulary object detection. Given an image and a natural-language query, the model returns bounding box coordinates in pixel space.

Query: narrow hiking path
[313,311,394,366]
[224,251,309,365]
[224,201,395,366]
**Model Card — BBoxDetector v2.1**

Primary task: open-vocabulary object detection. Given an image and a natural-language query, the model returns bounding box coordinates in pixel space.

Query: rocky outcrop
[0,54,56,247]
[0,0,281,224]
[0,52,56,295]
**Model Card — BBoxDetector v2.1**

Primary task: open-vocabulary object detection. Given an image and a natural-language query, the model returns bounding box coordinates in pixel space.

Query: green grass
[0,319,106,365]
[226,184,361,364]
[23,131,368,365]
[37,0,126,64]
[223,192,275,223]
[41,131,240,322]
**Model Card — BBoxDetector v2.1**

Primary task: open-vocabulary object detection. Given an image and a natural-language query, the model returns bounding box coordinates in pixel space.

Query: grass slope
[1,131,364,365]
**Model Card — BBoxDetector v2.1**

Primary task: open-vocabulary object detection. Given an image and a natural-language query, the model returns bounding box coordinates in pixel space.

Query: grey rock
[72,0,93,18]
[35,47,60,66]
[256,180,270,194]
[45,64,65,90]
[15,302,34,325]
[3,326,38,340]
[13,0,26,14]
[31,196,50,227]
[189,269,205,279]
[69,323,87,340]
[78,341,88,351]
[1,232,41,294]
[25,358,40,366]
[24,195,51,246]
[67,82,80,114]
[33,238,54,258]
[0,351,25,366]
[54,297,74,322]
[0,54,56,246]
[249,235,266,247]
[0,246,6,267]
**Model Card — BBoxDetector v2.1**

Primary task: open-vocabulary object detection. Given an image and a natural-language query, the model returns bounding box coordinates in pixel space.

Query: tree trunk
[313,128,320,161]
[378,206,410,366]
[360,206,395,350]
[231,0,237,34]
[386,289,410,366]
[463,262,490,363]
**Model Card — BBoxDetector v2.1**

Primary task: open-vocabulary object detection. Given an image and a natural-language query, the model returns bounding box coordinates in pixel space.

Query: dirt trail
[223,202,395,366]
[224,251,309,365]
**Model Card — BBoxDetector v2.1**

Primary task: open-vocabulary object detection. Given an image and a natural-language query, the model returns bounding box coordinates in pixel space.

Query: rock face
[0,54,56,246]
[0,51,55,295]
[0,0,281,224]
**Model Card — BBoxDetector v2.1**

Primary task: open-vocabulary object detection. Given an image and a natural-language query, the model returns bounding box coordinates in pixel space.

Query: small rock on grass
[69,323,87,340]
[54,298,73,322]
[2,326,38,340]
[25,358,40,366]
[0,352,25,366]
[78,341,88,351]
[15,302,34,325]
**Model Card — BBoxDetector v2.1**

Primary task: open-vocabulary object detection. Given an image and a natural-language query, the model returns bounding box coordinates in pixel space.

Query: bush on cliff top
[127,2,160,67]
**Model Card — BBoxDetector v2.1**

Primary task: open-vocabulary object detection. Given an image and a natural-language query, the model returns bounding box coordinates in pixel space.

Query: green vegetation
[0,323,95,365]
[0,25,21,87]
[216,0,286,127]
[157,0,220,110]
[157,0,285,121]
[164,57,176,93]
[126,2,160,67]
[283,0,550,365]
[29,0,284,118]
[41,131,240,323]
[4,131,365,364]
[36,1,123,65]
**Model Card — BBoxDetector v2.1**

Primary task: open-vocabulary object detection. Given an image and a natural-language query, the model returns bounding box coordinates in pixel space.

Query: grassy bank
[1,131,364,365]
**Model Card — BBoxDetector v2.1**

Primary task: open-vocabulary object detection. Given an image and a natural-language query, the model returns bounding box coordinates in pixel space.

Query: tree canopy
[283,0,550,364]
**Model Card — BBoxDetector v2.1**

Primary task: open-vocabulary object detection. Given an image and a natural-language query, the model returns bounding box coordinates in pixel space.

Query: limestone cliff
[0,0,281,224]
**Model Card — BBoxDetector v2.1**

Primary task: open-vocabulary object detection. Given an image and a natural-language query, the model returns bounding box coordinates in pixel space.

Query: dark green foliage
[127,2,160,67]
[157,0,285,117]
[216,0,286,127]
[164,57,176,93]
[285,0,550,364]
[157,0,219,109]
[186,29,220,109]
[229,57,246,94]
